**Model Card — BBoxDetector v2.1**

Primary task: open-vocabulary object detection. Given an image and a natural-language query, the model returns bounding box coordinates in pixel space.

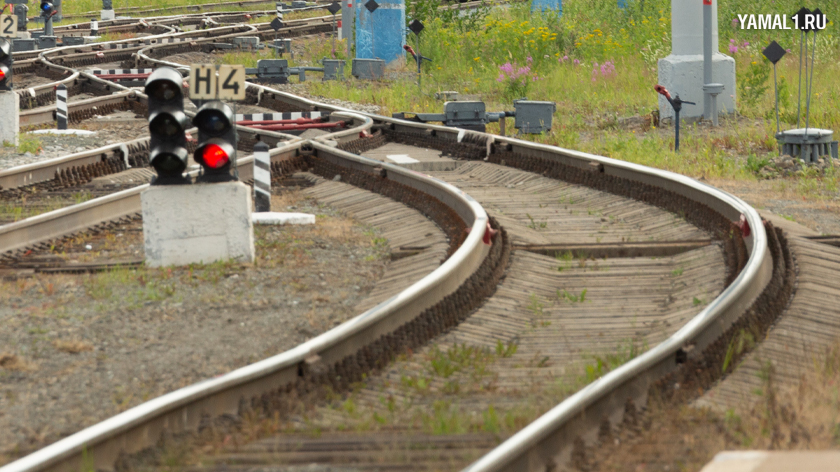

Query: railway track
[0,5,794,472]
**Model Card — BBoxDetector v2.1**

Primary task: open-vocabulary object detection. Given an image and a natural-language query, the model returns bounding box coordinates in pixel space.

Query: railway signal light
[193,101,237,183]
[145,67,191,185]
[40,0,55,18]
[0,38,12,91]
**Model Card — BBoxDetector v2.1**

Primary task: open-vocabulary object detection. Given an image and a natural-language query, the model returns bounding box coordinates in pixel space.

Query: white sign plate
[189,64,217,99]
[218,65,246,100]
[0,15,18,38]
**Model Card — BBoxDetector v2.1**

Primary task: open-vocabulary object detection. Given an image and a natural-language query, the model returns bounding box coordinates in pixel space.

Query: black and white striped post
[56,84,68,130]
[90,18,98,36]
[253,142,271,213]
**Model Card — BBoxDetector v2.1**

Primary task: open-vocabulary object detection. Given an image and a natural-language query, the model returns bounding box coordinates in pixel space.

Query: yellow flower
[474,57,480,61]
[751,61,756,65]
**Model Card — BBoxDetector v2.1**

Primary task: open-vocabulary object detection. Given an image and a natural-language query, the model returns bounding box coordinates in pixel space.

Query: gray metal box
[257,59,289,76]
[513,99,555,134]
[291,0,307,7]
[273,38,291,53]
[322,59,344,81]
[38,36,57,49]
[62,36,85,46]
[257,59,291,83]
[12,38,37,52]
[232,36,260,49]
[443,101,485,126]
[351,58,384,80]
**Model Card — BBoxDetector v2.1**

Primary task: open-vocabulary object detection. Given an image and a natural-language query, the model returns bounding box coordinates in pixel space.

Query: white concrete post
[253,141,271,213]
[141,181,255,267]
[56,84,68,130]
[90,19,98,36]
[0,92,20,146]
[657,0,735,122]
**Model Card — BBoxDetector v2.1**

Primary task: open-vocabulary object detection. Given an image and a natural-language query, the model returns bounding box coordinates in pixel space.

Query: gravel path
[0,190,390,464]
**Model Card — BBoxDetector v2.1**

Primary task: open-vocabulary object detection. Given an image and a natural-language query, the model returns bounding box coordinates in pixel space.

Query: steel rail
[451,143,770,471]
[1,13,772,471]
[0,133,491,472]
[19,90,138,127]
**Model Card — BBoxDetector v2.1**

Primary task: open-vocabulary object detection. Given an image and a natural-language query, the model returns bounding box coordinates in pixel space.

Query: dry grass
[0,353,35,372]
[590,343,840,471]
[270,190,304,209]
[53,339,94,354]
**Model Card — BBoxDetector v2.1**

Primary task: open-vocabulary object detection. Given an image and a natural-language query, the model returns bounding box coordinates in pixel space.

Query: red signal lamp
[0,68,6,82]
[200,143,230,169]
[194,139,236,182]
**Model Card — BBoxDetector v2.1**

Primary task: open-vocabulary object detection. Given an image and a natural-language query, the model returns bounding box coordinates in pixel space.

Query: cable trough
[0,8,783,472]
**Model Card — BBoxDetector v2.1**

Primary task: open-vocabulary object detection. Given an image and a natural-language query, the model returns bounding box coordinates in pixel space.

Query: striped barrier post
[253,141,271,213]
[90,18,98,36]
[56,84,68,130]
[236,111,325,122]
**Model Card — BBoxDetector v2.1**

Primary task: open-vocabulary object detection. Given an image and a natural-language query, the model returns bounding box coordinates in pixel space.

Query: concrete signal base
[141,181,255,267]
[657,0,736,122]
[0,92,20,146]
[657,54,736,122]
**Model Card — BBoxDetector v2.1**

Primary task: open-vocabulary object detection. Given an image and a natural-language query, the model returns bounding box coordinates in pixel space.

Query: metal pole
[805,31,816,135]
[332,13,336,57]
[773,63,780,134]
[416,33,421,90]
[702,0,712,121]
[799,31,806,128]
[675,109,680,153]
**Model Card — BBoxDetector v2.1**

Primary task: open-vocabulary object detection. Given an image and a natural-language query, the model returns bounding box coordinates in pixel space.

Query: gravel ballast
[0,191,390,464]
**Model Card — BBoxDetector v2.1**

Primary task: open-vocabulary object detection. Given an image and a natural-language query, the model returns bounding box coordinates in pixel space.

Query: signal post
[141,66,255,267]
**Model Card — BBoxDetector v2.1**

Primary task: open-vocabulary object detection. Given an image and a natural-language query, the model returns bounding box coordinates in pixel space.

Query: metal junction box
[273,38,291,53]
[13,39,37,52]
[232,36,260,49]
[351,58,385,80]
[257,59,290,83]
[513,100,555,134]
[443,101,485,127]
[61,36,85,46]
[322,59,345,81]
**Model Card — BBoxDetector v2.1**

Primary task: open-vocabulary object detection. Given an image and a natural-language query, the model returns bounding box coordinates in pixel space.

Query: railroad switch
[245,59,342,84]
[393,100,555,134]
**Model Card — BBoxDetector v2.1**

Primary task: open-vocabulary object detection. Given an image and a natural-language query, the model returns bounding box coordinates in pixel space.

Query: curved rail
[457,140,770,472]
[0,13,773,472]
[0,130,492,472]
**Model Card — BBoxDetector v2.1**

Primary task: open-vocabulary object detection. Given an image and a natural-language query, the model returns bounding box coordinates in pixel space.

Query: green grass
[289,0,840,197]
